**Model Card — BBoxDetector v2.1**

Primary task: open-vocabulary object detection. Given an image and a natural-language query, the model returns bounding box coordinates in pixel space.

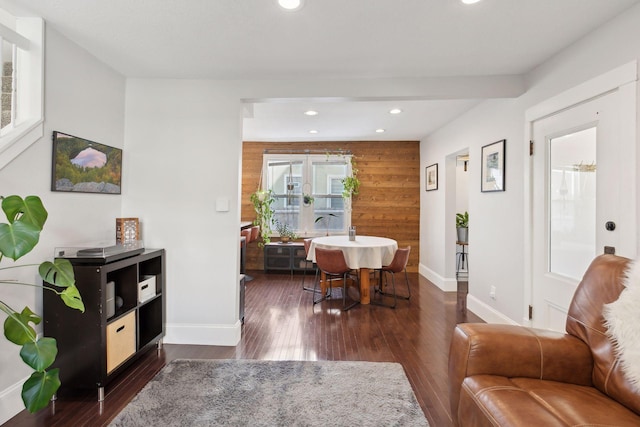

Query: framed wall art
[425,163,438,191]
[51,131,122,194]
[481,139,506,192]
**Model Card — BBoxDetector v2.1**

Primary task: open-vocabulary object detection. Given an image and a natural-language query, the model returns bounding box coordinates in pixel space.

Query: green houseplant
[302,193,314,206]
[250,189,275,247]
[341,157,360,199]
[274,220,297,243]
[0,195,84,413]
[315,213,338,236]
[456,211,469,243]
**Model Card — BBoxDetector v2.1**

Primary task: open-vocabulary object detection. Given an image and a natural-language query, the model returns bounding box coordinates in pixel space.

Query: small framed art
[425,163,438,191]
[481,139,506,192]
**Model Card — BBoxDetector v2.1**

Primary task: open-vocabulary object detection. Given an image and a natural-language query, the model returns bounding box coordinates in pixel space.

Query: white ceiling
[2,0,638,141]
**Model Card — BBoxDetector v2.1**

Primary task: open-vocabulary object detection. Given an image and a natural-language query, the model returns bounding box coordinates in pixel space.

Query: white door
[531,86,636,331]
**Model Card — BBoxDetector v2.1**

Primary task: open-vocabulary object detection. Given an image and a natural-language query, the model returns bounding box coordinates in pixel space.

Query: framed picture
[425,163,438,191]
[51,131,122,194]
[481,139,506,192]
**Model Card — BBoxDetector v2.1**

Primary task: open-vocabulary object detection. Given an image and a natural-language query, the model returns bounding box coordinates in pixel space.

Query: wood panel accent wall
[242,141,420,273]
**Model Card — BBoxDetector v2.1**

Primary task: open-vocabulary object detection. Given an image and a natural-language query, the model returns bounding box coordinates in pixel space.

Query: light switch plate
[215,197,229,212]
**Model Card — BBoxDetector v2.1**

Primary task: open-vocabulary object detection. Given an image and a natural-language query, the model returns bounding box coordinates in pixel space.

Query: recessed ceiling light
[309,130,318,134]
[304,110,318,116]
[461,0,482,4]
[279,0,304,11]
[389,108,402,115]
[375,129,385,133]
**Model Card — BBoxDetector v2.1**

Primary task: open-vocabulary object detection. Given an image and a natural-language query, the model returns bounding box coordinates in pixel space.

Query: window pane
[312,160,348,233]
[267,160,303,231]
[1,39,14,130]
[549,127,596,280]
[313,197,345,232]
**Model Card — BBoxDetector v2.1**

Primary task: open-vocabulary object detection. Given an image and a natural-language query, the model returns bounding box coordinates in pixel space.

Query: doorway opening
[446,149,470,312]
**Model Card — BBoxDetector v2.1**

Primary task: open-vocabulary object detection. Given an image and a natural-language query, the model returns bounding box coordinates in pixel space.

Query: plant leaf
[3,306,39,345]
[39,259,76,288]
[39,259,83,311]
[60,285,85,312]
[20,337,57,371]
[21,369,60,413]
[0,221,41,261]
[2,195,48,229]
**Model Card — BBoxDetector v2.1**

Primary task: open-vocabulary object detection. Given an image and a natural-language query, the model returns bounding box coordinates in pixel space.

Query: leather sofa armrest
[448,323,593,425]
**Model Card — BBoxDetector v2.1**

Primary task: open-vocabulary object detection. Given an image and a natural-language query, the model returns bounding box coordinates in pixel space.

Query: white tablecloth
[307,235,398,269]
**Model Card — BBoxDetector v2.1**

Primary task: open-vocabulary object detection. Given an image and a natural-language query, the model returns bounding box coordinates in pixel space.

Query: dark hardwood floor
[4,271,480,427]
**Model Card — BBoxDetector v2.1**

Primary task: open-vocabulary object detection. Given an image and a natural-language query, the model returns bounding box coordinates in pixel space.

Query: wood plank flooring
[4,271,480,427]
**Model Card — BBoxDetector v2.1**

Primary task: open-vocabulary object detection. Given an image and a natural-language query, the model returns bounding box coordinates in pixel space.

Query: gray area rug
[109,359,429,426]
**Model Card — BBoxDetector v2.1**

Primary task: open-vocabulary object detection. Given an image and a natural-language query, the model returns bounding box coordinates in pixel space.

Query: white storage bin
[138,275,156,303]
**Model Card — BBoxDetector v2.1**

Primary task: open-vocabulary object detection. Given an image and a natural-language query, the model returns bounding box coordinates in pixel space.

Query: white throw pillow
[603,259,640,393]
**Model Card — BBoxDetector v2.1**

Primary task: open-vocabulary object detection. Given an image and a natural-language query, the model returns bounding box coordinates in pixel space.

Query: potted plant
[0,195,84,413]
[250,189,275,247]
[302,193,314,206]
[456,211,469,243]
[275,220,297,243]
[315,213,338,236]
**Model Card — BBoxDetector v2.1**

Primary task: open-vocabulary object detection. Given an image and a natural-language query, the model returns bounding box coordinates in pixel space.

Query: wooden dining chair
[373,246,411,308]
[249,225,260,243]
[313,247,360,311]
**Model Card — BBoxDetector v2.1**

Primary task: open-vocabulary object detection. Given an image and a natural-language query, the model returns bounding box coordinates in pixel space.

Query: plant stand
[456,241,468,279]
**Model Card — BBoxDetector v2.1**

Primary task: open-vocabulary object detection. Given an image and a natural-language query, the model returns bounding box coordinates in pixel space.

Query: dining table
[306,235,398,304]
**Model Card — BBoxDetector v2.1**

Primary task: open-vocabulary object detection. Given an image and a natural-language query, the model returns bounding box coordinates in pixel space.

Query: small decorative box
[116,218,140,244]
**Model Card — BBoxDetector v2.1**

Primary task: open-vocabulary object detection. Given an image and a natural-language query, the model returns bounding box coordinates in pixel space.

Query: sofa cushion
[460,375,640,427]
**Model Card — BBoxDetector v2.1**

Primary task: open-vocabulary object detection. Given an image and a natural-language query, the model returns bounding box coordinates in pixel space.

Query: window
[262,153,352,236]
[0,12,44,170]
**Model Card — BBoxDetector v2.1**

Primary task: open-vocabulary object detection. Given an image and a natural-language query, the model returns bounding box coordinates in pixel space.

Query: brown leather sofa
[449,254,640,426]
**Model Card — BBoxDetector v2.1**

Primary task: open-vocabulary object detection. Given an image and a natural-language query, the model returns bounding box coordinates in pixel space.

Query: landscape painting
[51,131,122,194]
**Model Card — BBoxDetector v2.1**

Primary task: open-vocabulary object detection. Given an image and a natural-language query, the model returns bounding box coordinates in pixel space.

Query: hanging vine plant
[341,156,360,199]
[250,189,275,247]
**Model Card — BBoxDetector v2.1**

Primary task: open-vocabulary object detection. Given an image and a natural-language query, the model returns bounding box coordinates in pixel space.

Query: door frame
[523,61,637,326]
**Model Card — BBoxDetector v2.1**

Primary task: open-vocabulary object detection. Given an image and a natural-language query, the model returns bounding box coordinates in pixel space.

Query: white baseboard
[0,377,27,425]
[418,263,457,292]
[466,294,520,325]
[164,321,242,346]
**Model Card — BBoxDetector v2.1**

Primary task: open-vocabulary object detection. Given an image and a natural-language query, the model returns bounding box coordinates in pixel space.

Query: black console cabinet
[264,242,314,274]
[43,249,165,400]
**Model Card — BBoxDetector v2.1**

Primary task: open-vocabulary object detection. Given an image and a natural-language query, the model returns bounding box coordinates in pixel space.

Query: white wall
[0,27,125,424]
[419,4,640,325]
[123,79,245,345]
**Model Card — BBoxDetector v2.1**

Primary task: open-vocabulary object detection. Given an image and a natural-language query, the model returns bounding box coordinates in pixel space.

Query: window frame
[0,14,44,170]
[262,153,352,237]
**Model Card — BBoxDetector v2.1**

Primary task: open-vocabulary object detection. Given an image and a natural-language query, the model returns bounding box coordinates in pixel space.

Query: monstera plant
[0,195,84,413]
